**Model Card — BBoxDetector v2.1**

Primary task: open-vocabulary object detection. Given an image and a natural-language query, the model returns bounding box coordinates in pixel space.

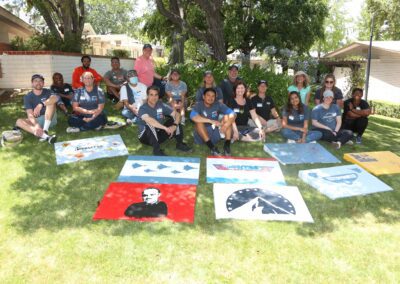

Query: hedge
[370,100,400,119]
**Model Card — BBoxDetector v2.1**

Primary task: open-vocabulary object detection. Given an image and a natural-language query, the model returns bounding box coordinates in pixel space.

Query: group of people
[14,43,371,156]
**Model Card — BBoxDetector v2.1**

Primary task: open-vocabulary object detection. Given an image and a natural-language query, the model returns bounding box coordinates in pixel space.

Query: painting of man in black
[124,187,168,218]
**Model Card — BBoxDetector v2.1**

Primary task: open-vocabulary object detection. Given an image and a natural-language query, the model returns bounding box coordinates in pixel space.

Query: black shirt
[219,78,241,104]
[124,202,168,218]
[51,83,74,96]
[227,98,254,126]
[343,98,370,120]
[250,94,276,121]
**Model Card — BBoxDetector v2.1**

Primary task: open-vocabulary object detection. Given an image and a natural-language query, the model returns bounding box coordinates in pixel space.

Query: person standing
[219,64,241,104]
[72,55,102,89]
[342,88,371,144]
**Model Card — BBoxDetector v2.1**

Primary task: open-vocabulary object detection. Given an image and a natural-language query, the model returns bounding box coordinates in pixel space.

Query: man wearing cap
[134,44,167,97]
[190,87,236,156]
[120,70,148,124]
[311,90,353,149]
[15,74,58,144]
[137,85,192,156]
[72,55,102,89]
[103,57,127,102]
[250,80,282,133]
[219,64,241,104]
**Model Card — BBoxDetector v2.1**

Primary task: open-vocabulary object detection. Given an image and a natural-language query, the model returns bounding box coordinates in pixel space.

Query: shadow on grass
[3,98,400,237]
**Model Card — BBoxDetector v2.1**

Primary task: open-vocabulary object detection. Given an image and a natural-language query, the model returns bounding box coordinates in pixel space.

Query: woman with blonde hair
[287,71,311,105]
[314,73,344,108]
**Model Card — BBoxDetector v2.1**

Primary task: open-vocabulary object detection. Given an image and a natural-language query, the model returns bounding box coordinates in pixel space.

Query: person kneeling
[190,88,236,156]
[342,88,371,144]
[66,72,108,133]
[137,86,191,156]
[311,90,353,149]
[281,91,322,143]
[15,74,57,144]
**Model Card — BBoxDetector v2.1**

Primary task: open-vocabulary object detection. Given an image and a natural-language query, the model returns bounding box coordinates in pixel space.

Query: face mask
[129,77,138,84]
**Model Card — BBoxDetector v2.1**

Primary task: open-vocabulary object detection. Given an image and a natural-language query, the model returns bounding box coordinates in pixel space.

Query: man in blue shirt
[190,88,236,156]
[15,74,58,144]
[137,86,191,156]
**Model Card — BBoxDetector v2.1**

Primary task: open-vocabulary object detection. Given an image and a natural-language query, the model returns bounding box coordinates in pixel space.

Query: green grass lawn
[1,93,399,283]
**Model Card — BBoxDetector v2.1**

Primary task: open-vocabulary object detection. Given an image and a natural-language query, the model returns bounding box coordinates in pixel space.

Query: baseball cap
[257,80,268,86]
[228,64,239,71]
[143,43,152,49]
[323,90,334,98]
[31,74,44,81]
[203,70,213,76]
[127,70,138,77]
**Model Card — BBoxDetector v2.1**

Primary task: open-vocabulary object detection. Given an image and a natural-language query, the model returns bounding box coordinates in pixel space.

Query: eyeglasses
[325,80,334,84]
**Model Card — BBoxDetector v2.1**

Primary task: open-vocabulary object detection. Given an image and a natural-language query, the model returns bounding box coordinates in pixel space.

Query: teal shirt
[287,85,311,104]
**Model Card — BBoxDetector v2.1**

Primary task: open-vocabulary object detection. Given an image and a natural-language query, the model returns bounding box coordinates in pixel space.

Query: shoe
[95,125,103,131]
[47,134,57,144]
[223,147,231,156]
[346,140,354,146]
[310,141,317,143]
[332,141,341,150]
[210,147,222,156]
[181,116,186,126]
[287,139,296,144]
[39,130,49,142]
[153,148,167,156]
[176,142,192,152]
[356,136,362,144]
[66,127,80,133]
[104,121,124,129]
[126,117,137,125]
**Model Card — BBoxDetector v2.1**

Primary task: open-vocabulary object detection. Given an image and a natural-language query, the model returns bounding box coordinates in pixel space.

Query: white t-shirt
[120,82,148,109]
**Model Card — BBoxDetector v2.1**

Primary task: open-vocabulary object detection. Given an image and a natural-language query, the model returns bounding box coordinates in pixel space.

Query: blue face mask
[129,77,138,84]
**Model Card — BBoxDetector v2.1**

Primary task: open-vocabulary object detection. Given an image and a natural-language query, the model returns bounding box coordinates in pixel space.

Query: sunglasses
[325,80,334,84]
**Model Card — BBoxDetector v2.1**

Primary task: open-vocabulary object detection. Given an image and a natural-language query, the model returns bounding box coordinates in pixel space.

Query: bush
[370,100,400,119]
[156,61,291,108]
[110,49,130,58]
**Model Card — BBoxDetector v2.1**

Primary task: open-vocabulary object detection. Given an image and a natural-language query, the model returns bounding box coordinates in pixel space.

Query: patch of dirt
[0,89,21,105]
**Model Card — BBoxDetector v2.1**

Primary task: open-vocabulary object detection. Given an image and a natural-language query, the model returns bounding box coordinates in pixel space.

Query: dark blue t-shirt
[137,101,173,133]
[51,83,74,96]
[311,104,341,131]
[72,87,106,117]
[23,88,56,116]
[282,104,310,128]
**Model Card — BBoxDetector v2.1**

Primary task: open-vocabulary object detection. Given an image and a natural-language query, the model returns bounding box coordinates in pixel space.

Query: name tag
[356,107,361,110]
[80,95,86,101]
[289,115,294,120]
[234,108,240,113]
[267,102,271,105]
[257,103,262,107]
[64,88,70,92]
[157,108,162,113]
[299,114,304,120]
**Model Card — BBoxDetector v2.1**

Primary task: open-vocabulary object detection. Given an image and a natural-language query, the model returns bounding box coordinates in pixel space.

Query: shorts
[37,112,57,128]
[193,124,221,145]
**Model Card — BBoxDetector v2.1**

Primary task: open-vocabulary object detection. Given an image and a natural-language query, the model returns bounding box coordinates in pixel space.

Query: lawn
[0,93,399,283]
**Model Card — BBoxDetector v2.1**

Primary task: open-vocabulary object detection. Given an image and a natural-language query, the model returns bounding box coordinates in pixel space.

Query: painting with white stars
[213,184,314,222]
[118,156,201,184]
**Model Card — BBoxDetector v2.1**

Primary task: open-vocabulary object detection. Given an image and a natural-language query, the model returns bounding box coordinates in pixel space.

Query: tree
[155,0,227,61]
[357,0,400,40]
[84,0,138,35]
[26,0,85,52]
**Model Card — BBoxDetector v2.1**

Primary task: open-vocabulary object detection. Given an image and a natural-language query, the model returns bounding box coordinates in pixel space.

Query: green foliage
[370,100,400,119]
[358,0,400,40]
[109,49,130,58]
[10,33,86,52]
[156,61,291,108]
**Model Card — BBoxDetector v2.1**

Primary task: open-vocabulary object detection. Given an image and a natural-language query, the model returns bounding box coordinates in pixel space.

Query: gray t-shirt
[165,81,187,100]
[190,101,234,124]
[104,68,127,85]
[311,104,341,131]
[282,104,310,128]
[72,87,106,118]
[24,88,57,116]
[137,101,173,133]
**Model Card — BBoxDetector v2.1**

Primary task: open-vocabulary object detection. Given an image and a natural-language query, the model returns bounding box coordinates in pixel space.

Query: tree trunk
[168,0,186,64]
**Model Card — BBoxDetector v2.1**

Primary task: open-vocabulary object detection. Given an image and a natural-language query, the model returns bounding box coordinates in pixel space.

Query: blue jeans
[121,108,137,120]
[281,128,322,142]
[68,113,107,131]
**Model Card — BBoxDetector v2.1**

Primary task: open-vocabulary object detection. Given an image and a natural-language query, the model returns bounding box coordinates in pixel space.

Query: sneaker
[95,125,103,131]
[223,147,231,156]
[356,136,362,144]
[126,117,137,125]
[47,134,57,144]
[310,140,317,143]
[153,148,167,156]
[346,140,354,146]
[287,139,296,144]
[104,121,124,129]
[332,141,341,150]
[210,147,222,156]
[39,130,49,142]
[176,142,192,152]
[66,127,80,133]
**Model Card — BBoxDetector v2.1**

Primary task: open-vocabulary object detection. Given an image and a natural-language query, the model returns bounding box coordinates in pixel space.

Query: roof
[324,41,400,59]
[0,6,35,34]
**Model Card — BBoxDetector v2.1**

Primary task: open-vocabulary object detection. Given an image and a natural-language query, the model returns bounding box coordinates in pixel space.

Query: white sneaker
[287,139,296,144]
[310,141,317,143]
[95,125,103,131]
[332,141,341,149]
[104,121,125,129]
[346,140,354,146]
[66,127,80,133]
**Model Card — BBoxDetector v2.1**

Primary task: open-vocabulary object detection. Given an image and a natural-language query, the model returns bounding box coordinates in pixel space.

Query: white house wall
[333,67,352,98]
[0,52,134,89]
[369,59,400,103]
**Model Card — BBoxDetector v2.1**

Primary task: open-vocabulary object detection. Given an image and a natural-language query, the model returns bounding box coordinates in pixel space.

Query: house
[323,41,400,103]
[0,6,35,53]
[82,23,164,59]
